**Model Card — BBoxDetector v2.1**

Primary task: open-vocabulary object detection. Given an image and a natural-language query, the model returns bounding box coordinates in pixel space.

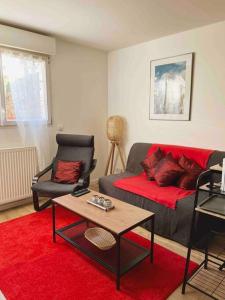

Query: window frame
[0,47,52,126]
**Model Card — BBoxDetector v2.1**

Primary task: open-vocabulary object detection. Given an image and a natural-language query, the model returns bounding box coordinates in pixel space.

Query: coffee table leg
[52,203,56,243]
[116,236,121,290]
[219,261,225,271]
[150,215,155,263]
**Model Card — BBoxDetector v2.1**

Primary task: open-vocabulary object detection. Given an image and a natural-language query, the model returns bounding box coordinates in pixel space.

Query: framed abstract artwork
[149,53,193,120]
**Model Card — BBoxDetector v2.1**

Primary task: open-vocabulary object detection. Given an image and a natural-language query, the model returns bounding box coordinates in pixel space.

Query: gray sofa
[99,143,225,246]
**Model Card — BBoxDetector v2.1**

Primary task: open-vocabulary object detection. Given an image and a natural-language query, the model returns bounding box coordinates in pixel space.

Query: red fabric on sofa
[147,144,214,169]
[114,144,214,209]
[113,173,195,209]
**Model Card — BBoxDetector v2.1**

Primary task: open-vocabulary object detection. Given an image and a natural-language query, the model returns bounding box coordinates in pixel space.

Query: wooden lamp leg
[110,143,116,174]
[116,143,125,171]
[105,142,125,176]
[104,143,113,176]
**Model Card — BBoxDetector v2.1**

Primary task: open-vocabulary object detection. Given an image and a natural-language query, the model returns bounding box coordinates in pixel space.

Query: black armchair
[31,134,96,211]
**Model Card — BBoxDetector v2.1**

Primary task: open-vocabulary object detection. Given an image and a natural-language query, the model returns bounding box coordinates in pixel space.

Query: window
[0,47,51,125]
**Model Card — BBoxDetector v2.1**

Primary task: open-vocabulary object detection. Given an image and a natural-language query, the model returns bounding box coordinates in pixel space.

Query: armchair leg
[32,191,52,211]
[33,191,40,211]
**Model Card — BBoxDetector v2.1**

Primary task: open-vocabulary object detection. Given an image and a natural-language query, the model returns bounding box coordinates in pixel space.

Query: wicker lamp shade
[105,115,125,175]
[107,116,123,142]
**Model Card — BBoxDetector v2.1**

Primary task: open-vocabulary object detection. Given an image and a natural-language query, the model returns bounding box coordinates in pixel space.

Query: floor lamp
[105,116,125,176]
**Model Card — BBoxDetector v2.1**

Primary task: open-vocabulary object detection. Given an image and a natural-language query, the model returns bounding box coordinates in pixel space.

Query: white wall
[0,125,19,148]
[0,39,108,179]
[50,40,108,179]
[108,21,225,161]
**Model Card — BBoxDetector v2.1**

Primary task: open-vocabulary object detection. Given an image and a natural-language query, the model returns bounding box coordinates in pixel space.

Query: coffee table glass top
[53,190,154,235]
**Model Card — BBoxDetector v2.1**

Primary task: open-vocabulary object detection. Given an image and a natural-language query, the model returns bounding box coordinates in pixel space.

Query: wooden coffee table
[52,190,155,290]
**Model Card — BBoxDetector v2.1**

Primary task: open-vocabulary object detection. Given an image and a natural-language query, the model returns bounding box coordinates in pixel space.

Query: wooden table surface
[53,190,154,235]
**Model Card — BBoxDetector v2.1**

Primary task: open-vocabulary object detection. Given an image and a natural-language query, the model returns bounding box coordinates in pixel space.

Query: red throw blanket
[147,144,213,169]
[114,144,214,209]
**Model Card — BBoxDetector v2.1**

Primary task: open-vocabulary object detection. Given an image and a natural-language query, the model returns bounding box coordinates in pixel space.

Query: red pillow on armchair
[177,155,203,190]
[141,147,164,180]
[53,160,82,184]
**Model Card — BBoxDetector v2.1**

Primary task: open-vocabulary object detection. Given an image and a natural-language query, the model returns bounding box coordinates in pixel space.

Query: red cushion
[178,155,203,189]
[141,147,164,180]
[154,153,185,187]
[113,173,195,209]
[53,160,82,184]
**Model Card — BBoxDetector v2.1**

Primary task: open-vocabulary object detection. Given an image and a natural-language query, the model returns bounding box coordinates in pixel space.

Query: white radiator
[0,147,38,205]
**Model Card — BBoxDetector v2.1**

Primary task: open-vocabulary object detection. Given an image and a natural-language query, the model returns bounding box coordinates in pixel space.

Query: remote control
[73,188,87,194]
[71,189,90,197]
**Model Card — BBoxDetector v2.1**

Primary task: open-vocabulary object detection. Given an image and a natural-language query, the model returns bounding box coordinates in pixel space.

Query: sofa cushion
[177,155,203,189]
[154,153,185,186]
[113,173,194,209]
[140,147,164,180]
[32,180,76,195]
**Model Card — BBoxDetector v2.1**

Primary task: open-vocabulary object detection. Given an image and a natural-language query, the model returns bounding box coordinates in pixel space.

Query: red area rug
[0,206,196,300]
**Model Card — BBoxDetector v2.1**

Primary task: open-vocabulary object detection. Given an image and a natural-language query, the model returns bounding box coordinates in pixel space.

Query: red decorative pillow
[178,155,203,190]
[53,160,82,184]
[154,153,185,187]
[141,148,164,180]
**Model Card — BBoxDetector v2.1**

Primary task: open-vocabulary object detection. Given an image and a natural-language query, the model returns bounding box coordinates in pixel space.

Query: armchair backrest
[52,134,94,179]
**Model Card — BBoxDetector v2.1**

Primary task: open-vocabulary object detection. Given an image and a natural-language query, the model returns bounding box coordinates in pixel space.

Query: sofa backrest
[126,143,225,174]
[147,144,213,169]
[126,143,151,174]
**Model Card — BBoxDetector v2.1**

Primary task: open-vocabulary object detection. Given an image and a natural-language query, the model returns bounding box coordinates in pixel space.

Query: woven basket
[84,227,116,250]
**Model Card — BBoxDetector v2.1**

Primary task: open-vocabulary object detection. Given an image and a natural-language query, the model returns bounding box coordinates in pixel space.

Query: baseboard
[0,197,33,211]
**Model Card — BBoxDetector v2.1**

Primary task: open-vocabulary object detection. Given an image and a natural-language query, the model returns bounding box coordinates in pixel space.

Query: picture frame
[149,53,193,121]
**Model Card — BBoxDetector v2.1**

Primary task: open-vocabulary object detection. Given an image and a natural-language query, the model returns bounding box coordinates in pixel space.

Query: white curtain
[1,49,51,170]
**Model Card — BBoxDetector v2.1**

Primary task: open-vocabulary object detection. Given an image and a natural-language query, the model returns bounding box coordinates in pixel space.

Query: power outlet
[57,124,64,132]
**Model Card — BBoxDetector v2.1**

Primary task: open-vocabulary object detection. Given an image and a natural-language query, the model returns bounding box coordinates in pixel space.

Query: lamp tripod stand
[104,141,125,176]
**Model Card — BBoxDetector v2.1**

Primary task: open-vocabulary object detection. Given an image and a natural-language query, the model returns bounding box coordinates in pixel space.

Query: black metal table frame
[52,202,155,290]
[182,169,225,299]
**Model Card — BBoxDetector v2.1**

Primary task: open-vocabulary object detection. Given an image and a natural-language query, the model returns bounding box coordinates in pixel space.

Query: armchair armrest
[86,158,97,177]
[32,163,53,185]
[73,159,97,191]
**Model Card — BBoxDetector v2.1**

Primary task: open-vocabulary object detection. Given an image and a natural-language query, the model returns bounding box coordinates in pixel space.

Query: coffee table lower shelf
[53,212,154,289]
[55,219,150,275]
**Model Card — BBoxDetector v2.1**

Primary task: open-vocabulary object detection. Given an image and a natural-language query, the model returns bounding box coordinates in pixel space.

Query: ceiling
[1,0,225,51]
